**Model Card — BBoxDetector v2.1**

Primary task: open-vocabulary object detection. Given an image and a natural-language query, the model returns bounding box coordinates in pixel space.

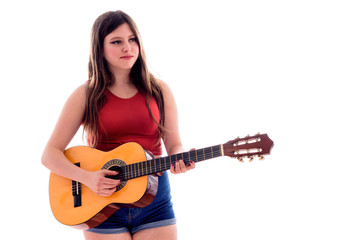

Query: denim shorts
[86,171,176,234]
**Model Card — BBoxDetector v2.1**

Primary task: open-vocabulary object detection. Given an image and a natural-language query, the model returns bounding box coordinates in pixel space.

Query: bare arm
[160,81,195,174]
[41,84,120,196]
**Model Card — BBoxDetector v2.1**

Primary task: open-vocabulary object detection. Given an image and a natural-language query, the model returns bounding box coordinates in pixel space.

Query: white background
[1,0,359,239]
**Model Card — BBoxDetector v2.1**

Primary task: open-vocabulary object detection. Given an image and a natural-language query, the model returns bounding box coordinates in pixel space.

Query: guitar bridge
[72,163,82,208]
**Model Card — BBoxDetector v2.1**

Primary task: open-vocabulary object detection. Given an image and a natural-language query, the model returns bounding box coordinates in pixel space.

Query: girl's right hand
[85,170,121,197]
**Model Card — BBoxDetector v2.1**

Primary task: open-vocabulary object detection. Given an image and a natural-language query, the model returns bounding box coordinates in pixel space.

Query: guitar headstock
[223,133,274,162]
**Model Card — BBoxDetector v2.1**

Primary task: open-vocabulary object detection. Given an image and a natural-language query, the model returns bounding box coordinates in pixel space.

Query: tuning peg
[255,132,261,136]
[233,136,240,146]
[248,156,254,162]
[258,155,265,160]
[245,134,250,143]
[237,157,244,162]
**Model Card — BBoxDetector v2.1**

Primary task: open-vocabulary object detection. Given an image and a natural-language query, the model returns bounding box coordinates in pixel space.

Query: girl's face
[103,23,139,74]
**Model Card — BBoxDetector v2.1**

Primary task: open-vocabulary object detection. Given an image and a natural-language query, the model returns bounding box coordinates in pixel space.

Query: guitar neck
[120,145,224,181]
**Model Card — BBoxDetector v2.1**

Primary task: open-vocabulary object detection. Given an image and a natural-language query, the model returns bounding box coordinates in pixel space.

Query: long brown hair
[83,10,165,147]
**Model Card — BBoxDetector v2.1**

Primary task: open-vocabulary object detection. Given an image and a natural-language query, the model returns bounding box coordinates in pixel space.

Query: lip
[120,55,134,60]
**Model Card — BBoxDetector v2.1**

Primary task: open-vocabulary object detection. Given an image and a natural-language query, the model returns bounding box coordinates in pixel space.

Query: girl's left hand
[170,159,196,174]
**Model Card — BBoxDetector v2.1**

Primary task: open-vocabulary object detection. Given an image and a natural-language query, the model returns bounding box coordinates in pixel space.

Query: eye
[111,40,122,45]
[129,37,137,43]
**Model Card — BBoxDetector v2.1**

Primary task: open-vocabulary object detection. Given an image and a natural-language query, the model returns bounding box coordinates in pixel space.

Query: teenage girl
[42,10,195,240]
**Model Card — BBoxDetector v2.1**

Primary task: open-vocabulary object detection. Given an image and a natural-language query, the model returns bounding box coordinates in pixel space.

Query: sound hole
[108,165,121,172]
[101,159,128,192]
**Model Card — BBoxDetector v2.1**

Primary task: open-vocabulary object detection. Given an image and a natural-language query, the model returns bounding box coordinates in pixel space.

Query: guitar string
[121,148,221,179]
[118,151,222,180]
[117,148,222,180]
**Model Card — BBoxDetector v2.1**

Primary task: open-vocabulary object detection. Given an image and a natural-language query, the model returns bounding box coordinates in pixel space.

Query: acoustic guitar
[49,133,274,230]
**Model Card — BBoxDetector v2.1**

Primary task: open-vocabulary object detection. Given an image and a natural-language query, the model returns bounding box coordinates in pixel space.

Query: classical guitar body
[49,142,158,230]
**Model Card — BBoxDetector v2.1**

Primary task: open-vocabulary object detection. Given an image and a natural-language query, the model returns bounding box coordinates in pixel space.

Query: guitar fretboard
[119,145,223,181]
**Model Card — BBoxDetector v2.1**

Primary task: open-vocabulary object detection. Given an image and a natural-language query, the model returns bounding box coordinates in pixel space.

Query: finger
[170,163,176,174]
[187,160,196,170]
[178,160,187,173]
[174,160,181,173]
[102,182,120,189]
[189,161,195,169]
[156,171,164,176]
[102,170,121,184]
[99,187,117,197]
[103,169,119,176]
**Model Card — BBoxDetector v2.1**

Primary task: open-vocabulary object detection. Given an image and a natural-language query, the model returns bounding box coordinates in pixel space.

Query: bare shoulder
[158,80,174,100]
[45,83,88,151]
[158,80,178,115]
[68,83,87,102]
[61,83,87,122]
[60,83,88,114]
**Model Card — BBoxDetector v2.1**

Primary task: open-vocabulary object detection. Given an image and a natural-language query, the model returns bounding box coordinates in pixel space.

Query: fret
[131,164,134,178]
[134,163,137,178]
[183,151,190,165]
[148,160,152,175]
[216,145,221,157]
[155,158,159,173]
[141,161,144,176]
[139,163,142,177]
[197,149,204,161]
[161,157,165,170]
[207,147,212,159]
[135,162,138,177]
[128,164,131,179]
[153,159,156,174]
[166,156,171,169]
[133,163,136,178]
[139,162,142,177]
[211,146,216,159]
[176,153,182,161]
[124,165,127,179]
[149,159,152,175]
[138,162,141,177]
[214,145,221,158]
[190,150,197,163]
[164,157,167,169]
[135,163,138,178]
[163,157,167,171]
[145,158,148,175]
[138,162,142,177]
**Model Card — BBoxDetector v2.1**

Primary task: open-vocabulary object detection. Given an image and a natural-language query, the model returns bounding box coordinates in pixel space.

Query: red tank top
[94,89,162,155]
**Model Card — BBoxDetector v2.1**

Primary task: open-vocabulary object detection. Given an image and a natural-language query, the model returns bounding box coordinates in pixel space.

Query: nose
[122,41,131,52]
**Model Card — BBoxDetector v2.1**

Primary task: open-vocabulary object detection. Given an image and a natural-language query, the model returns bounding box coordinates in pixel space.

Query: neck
[108,71,138,99]
[113,144,224,181]
[109,66,132,85]
[110,69,133,88]
[115,74,131,86]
